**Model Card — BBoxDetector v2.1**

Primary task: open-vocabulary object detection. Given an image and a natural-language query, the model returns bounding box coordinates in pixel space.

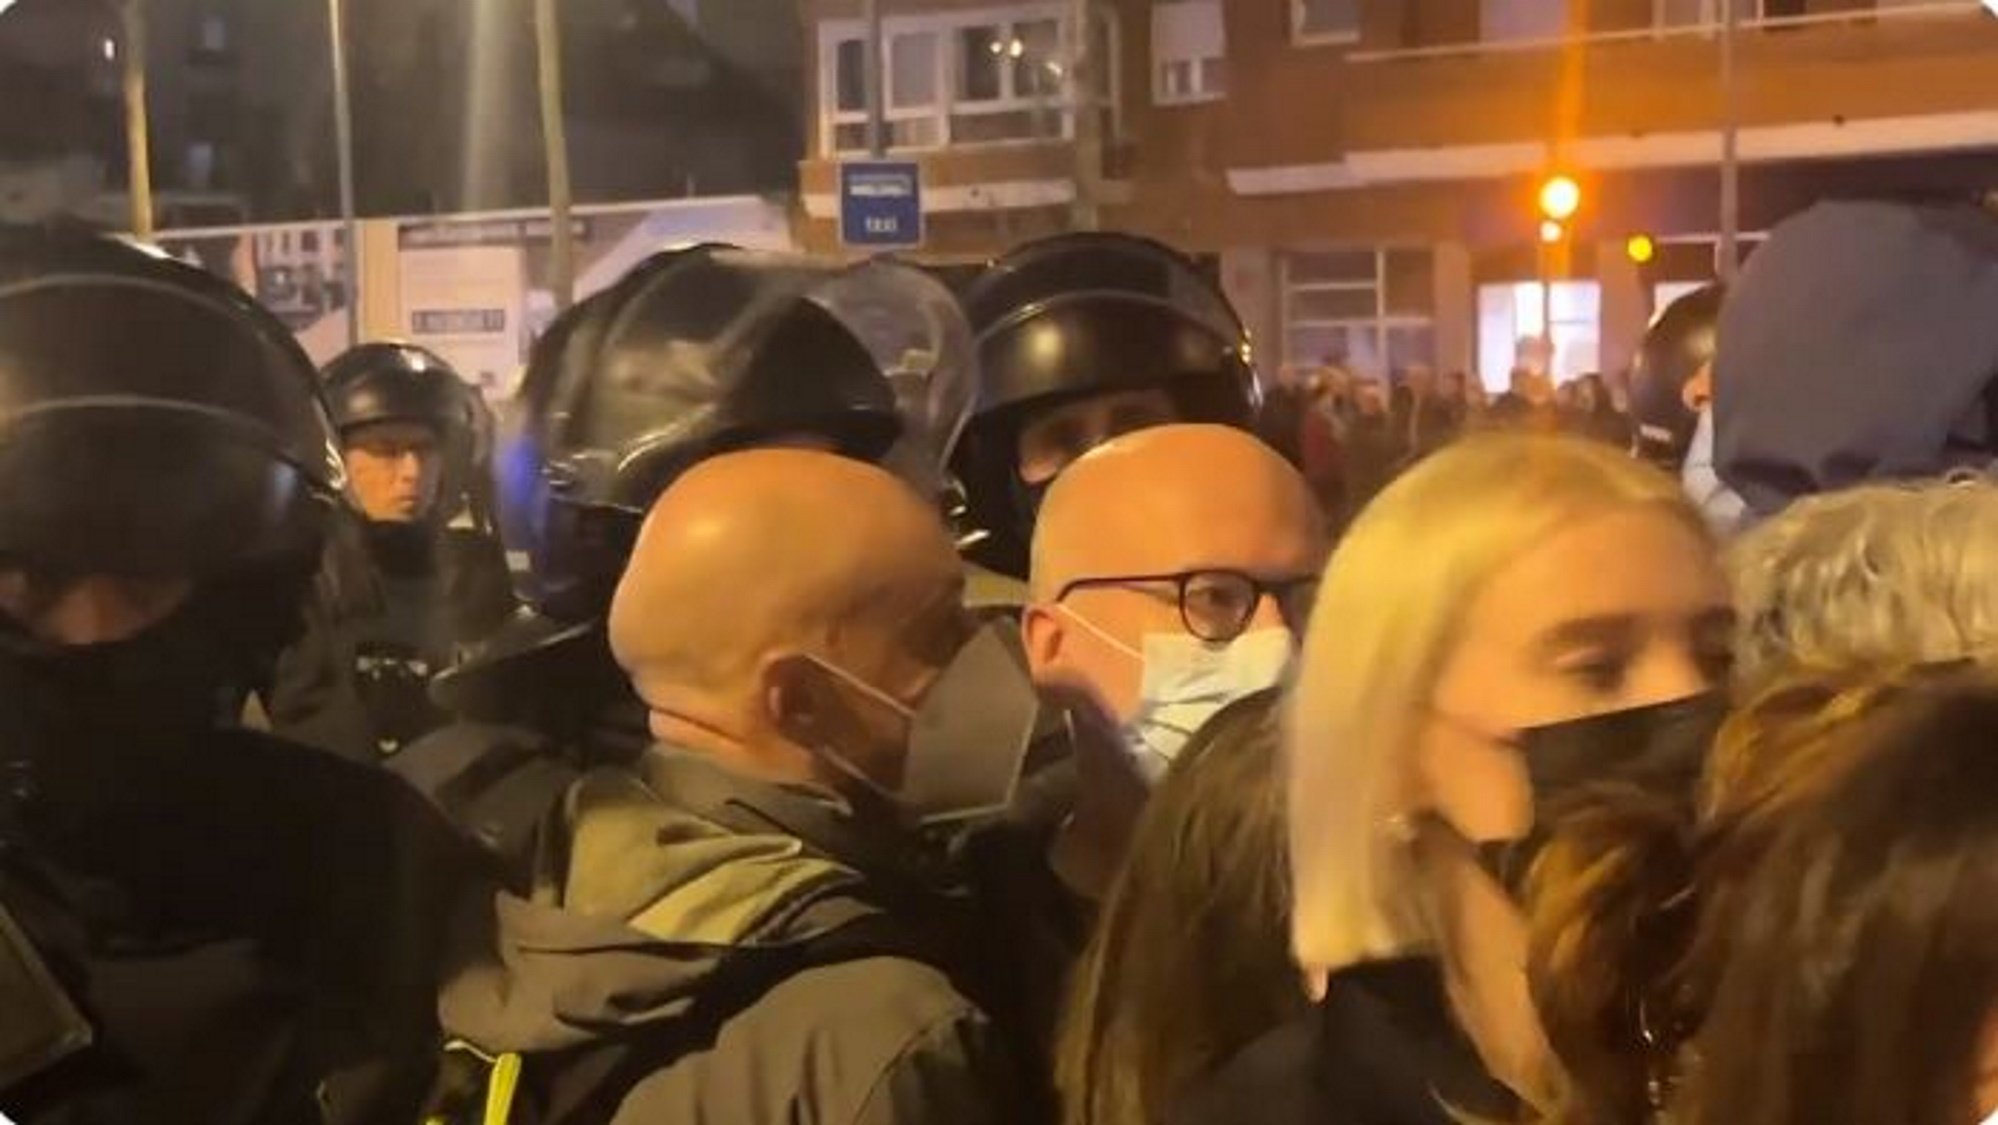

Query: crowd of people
[5,195,1998,1125]
[1263,361,1640,525]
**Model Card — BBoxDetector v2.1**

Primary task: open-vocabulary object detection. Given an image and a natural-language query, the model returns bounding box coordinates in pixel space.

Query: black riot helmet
[321,341,474,438]
[0,229,343,588]
[1630,284,1724,472]
[497,245,904,624]
[953,232,1261,578]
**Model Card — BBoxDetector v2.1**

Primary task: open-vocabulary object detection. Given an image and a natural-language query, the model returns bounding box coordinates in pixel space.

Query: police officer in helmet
[954,232,1261,581]
[1629,283,1723,473]
[263,341,515,763]
[0,230,480,1124]
[395,245,912,877]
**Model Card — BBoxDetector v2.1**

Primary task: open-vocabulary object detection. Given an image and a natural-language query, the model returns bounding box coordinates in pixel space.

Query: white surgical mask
[1682,407,1749,537]
[1062,610,1293,783]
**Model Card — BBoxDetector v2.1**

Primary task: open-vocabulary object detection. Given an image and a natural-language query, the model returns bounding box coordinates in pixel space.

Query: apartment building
[795,0,1998,386]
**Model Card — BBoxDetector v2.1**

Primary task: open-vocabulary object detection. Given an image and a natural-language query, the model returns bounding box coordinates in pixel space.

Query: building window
[1481,0,1565,43]
[1153,0,1226,105]
[820,4,1119,156]
[1476,282,1600,391]
[1282,248,1436,378]
[1292,0,1360,44]
[198,13,229,53]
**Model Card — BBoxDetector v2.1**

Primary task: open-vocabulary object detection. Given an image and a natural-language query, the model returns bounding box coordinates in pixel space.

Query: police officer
[263,342,516,763]
[1629,283,1723,473]
[0,230,480,1123]
[954,232,1262,583]
[394,246,912,878]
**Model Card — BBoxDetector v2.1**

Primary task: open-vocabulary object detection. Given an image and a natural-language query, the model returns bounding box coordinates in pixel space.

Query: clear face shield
[809,259,979,530]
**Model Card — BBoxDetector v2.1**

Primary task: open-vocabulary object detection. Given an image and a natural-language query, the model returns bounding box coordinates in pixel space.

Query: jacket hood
[1714,200,1998,517]
[438,752,921,1053]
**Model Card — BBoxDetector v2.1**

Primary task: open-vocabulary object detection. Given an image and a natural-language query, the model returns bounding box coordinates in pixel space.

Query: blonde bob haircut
[1287,432,1710,974]
[1727,479,1998,697]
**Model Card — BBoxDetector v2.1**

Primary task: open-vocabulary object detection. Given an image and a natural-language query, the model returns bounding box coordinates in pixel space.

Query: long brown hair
[1055,689,1304,1125]
[1527,663,1974,1125]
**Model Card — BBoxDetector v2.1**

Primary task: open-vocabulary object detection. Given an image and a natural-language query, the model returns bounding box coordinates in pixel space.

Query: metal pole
[327,0,361,345]
[1068,0,1101,230]
[535,0,575,311]
[1718,0,1742,282]
[864,0,885,157]
[119,0,153,241]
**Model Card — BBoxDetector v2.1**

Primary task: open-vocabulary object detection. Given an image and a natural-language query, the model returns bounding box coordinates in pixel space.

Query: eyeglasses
[1055,568,1320,643]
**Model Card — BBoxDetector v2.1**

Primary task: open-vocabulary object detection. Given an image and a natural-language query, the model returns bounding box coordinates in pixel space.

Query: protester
[431,450,1042,1125]
[1176,433,1732,1125]
[955,233,1261,582]
[1022,424,1327,900]
[1055,689,1304,1125]
[1339,375,1404,515]
[391,247,916,878]
[266,341,516,762]
[1564,373,1634,449]
[1521,661,1998,1125]
[1710,199,1998,525]
[0,229,479,1124]
[1670,666,1998,1125]
[1727,480,1998,696]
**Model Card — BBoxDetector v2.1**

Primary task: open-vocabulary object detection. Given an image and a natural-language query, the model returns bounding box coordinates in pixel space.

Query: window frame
[817,3,1121,157]
[1152,0,1227,106]
[1280,247,1437,377]
[1290,0,1361,47]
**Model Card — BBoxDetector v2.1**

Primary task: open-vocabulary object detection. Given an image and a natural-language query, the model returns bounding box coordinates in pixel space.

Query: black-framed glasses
[1055,568,1320,642]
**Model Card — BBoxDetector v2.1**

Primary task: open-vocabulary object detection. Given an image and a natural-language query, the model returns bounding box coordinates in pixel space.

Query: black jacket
[0,728,486,1125]
[1169,958,1517,1125]
[268,520,515,764]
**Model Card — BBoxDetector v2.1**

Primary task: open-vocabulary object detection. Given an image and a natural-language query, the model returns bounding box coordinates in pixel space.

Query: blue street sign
[840,161,924,249]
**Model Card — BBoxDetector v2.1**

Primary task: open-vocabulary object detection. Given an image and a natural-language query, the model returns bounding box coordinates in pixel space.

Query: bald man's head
[610,449,969,790]
[1023,424,1325,724]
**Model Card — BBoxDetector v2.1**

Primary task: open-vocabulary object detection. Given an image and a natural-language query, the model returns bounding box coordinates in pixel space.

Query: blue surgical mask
[1062,610,1293,783]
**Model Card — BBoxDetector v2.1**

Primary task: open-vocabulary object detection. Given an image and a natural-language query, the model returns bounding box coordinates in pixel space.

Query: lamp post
[1719,0,1741,282]
[326,0,360,345]
[118,0,153,240]
[534,0,574,311]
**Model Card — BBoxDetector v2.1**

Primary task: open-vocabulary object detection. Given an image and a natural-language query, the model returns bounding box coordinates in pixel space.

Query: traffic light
[1537,175,1582,223]
[1626,234,1657,264]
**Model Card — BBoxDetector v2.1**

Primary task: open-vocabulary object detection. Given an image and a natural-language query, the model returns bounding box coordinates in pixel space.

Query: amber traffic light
[1626,234,1657,264]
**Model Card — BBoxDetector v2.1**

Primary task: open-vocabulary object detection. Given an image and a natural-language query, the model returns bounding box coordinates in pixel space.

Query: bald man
[437,450,1041,1125]
[1022,423,1327,896]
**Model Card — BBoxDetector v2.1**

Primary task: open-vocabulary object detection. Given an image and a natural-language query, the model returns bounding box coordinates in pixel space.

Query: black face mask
[1462,692,1727,901]
[0,581,288,791]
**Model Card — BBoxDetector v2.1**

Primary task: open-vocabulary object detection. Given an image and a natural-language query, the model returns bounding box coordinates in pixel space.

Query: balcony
[1326,0,1998,168]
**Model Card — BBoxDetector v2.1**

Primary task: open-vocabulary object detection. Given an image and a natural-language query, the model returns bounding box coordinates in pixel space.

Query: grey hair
[1727,480,1998,694]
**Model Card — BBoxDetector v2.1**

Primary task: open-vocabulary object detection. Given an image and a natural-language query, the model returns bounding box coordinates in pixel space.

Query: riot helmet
[497,245,904,624]
[0,229,342,588]
[954,232,1260,578]
[1629,284,1723,472]
[0,229,343,728]
[322,341,480,524]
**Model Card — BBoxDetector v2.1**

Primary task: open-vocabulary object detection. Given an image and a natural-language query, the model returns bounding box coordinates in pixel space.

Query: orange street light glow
[1538,175,1582,222]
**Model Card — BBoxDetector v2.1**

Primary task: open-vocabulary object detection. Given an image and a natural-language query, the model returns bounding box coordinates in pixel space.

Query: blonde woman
[1174,433,1733,1125]
[1728,480,1998,696]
